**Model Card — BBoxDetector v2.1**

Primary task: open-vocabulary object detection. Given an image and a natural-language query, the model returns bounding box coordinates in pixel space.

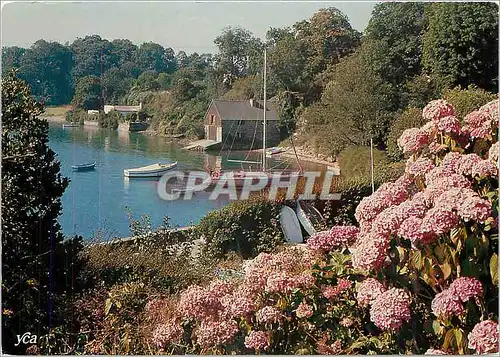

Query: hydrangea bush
[144,98,498,354]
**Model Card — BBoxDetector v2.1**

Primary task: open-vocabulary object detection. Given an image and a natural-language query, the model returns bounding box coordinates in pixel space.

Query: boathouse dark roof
[211,99,279,121]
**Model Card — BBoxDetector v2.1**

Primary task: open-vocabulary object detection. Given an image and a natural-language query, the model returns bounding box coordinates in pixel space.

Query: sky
[1,1,377,54]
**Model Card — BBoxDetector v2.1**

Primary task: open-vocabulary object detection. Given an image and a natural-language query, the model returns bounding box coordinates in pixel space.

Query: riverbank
[250,146,338,168]
[43,115,67,123]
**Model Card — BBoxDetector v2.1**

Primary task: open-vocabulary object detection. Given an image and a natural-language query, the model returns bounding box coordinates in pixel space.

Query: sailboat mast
[262,47,267,171]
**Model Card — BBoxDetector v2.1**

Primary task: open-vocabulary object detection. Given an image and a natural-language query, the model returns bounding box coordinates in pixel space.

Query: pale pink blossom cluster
[265,272,314,294]
[221,291,256,318]
[406,157,436,177]
[423,99,456,123]
[306,226,359,251]
[351,232,390,271]
[356,278,386,307]
[321,278,352,300]
[295,301,314,318]
[195,319,240,349]
[472,159,498,178]
[370,288,411,330]
[340,317,355,327]
[434,188,492,223]
[244,330,269,350]
[397,127,429,154]
[431,277,483,319]
[467,320,499,354]
[256,306,281,324]
[456,154,483,176]
[152,321,183,347]
[479,99,499,121]
[398,216,436,245]
[463,110,492,139]
[421,207,459,236]
[437,115,461,134]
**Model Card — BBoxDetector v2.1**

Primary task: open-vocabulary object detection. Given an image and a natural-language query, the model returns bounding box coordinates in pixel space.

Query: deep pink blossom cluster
[295,301,314,318]
[423,99,456,123]
[397,128,429,154]
[356,278,386,307]
[370,288,411,330]
[431,277,483,319]
[456,154,482,176]
[256,306,281,324]
[321,278,352,300]
[437,115,461,134]
[306,226,359,251]
[467,320,499,354]
[472,159,498,178]
[244,330,269,350]
[195,319,239,349]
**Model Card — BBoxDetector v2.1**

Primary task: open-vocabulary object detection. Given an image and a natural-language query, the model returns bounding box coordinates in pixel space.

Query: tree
[1,71,82,353]
[214,27,263,87]
[102,68,134,104]
[17,40,73,105]
[2,46,26,73]
[300,45,392,157]
[133,42,177,74]
[423,2,499,92]
[70,35,116,82]
[72,75,102,110]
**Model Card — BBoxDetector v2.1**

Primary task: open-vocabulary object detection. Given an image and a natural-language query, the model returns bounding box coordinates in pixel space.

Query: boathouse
[203,99,280,150]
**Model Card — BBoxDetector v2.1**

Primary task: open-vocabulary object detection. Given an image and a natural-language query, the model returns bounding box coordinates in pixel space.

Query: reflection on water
[48,123,326,240]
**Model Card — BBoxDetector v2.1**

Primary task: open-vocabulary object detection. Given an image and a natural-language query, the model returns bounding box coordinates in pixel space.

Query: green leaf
[440,263,452,280]
[454,329,464,354]
[490,254,498,286]
[443,329,455,350]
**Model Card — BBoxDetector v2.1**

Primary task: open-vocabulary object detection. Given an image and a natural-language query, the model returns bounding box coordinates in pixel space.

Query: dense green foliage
[423,2,499,92]
[443,86,497,120]
[1,72,84,353]
[338,145,391,179]
[196,199,285,259]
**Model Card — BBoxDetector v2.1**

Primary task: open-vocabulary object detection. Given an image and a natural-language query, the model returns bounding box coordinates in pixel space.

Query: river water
[48,123,324,239]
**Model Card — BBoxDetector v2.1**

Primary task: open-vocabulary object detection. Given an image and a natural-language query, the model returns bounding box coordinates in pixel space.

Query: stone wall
[221,120,280,150]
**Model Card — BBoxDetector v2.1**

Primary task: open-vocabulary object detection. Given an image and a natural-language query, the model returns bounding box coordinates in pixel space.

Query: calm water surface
[48,123,322,239]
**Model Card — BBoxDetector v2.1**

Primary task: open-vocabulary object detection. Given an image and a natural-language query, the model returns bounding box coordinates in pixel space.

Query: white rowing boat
[124,162,178,178]
[295,199,326,236]
[279,205,303,243]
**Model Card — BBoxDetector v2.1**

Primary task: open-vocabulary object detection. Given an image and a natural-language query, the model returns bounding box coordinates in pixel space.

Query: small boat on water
[266,147,283,157]
[124,162,178,178]
[62,123,80,128]
[71,161,96,171]
[279,205,303,243]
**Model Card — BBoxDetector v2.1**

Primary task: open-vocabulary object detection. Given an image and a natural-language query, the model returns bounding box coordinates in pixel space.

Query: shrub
[338,145,391,179]
[386,108,427,161]
[65,108,87,124]
[443,85,497,120]
[98,110,122,129]
[196,198,285,259]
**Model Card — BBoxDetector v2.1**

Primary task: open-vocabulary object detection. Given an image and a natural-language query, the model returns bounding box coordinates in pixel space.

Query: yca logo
[14,332,37,346]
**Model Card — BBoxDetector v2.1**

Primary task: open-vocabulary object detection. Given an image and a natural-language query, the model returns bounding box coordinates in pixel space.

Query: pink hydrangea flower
[406,157,435,177]
[372,205,404,236]
[370,288,411,330]
[437,115,461,134]
[463,110,492,139]
[321,279,352,300]
[340,317,355,327]
[244,330,269,350]
[479,99,499,124]
[356,278,386,307]
[423,99,456,123]
[467,320,499,354]
[421,207,459,236]
[195,318,239,348]
[437,187,477,211]
[352,233,389,271]
[178,284,224,320]
[152,321,183,347]
[449,277,483,303]
[265,272,314,294]
[429,142,446,154]
[295,301,313,318]
[398,128,429,154]
[456,154,483,176]
[398,216,436,245]
[472,160,498,178]
[256,306,281,324]
[221,291,256,319]
[431,290,464,318]
[306,226,359,251]
[458,195,492,222]
[441,152,462,173]
[397,194,429,220]
[488,142,498,164]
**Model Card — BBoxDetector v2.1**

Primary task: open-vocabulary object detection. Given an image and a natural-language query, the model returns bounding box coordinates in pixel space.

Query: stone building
[204,99,280,150]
